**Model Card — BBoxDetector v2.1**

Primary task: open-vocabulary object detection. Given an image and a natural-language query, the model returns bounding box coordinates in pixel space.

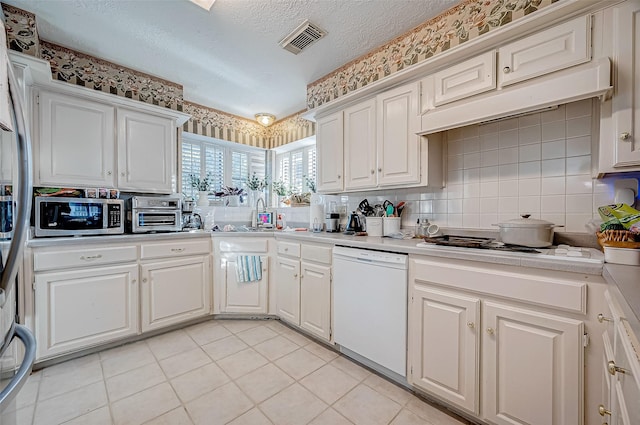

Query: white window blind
[275,145,316,194]
[181,133,265,201]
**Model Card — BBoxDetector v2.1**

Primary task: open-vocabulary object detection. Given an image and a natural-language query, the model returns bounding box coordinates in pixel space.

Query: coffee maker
[181,198,202,230]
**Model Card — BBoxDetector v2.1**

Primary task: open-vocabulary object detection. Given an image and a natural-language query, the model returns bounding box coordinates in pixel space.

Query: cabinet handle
[503,66,511,74]
[607,360,628,375]
[171,248,185,252]
[486,327,494,335]
[598,405,611,417]
[597,313,612,323]
[80,254,102,261]
[467,322,474,329]
[620,132,631,141]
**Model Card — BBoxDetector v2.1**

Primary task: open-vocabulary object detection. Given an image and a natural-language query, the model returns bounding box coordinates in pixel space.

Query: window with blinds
[181,133,265,200]
[275,145,316,194]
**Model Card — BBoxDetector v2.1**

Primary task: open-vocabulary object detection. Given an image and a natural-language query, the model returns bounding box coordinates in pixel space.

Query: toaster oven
[127,195,182,233]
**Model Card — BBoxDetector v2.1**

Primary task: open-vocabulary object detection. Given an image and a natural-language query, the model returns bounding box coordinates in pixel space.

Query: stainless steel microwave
[35,197,124,237]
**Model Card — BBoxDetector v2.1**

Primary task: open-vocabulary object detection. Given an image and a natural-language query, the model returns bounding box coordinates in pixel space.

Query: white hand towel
[235,255,262,283]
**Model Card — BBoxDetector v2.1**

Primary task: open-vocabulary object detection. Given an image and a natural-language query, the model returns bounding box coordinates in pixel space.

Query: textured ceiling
[4,0,459,120]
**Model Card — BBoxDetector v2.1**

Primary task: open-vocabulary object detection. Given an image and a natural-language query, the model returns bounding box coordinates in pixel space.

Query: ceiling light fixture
[255,113,276,127]
[189,0,215,11]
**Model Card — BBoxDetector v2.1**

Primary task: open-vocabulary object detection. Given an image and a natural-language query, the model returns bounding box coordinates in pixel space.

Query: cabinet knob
[486,327,495,335]
[293,273,298,278]
[132,279,137,284]
[284,248,288,252]
[121,172,125,177]
[607,360,628,375]
[107,171,112,176]
[371,169,375,175]
[597,313,612,323]
[503,66,511,74]
[467,322,474,329]
[620,132,631,141]
[378,167,382,172]
[337,174,341,179]
[300,274,304,279]
[598,405,611,417]
[142,278,148,283]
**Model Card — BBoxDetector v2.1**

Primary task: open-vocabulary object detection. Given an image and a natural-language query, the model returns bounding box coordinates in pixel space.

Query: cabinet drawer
[498,15,590,87]
[277,241,300,257]
[141,239,210,259]
[613,320,640,422]
[301,244,332,264]
[218,239,268,253]
[34,245,137,271]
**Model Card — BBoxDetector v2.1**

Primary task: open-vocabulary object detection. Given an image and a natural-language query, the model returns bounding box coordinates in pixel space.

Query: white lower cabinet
[220,255,268,314]
[215,238,270,314]
[35,264,139,359]
[409,285,480,414]
[482,302,583,425]
[140,256,210,332]
[408,256,586,424]
[275,241,332,341]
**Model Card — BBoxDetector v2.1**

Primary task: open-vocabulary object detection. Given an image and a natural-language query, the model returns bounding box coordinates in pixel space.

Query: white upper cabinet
[376,82,421,186]
[433,51,496,106]
[117,108,176,193]
[35,90,115,187]
[344,98,376,190]
[599,0,640,172]
[316,111,344,193]
[498,16,591,87]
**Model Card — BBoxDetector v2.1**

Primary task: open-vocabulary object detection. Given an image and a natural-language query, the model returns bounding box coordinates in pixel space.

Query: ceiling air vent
[279,20,327,55]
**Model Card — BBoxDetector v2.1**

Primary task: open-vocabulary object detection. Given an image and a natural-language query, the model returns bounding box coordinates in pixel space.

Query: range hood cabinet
[419,58,612,135]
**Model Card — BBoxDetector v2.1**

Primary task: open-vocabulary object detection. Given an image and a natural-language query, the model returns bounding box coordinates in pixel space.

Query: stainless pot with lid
[493,214,562,247]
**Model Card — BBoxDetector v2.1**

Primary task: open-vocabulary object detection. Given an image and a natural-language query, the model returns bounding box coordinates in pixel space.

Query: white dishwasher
[332,246,408,379]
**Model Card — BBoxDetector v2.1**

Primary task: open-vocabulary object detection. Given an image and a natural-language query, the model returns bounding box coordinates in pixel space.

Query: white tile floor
[9,319,469,425]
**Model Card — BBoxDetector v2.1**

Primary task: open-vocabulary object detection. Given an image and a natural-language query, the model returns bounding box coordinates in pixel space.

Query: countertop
[26,230,212,247]
[603,264,640,338]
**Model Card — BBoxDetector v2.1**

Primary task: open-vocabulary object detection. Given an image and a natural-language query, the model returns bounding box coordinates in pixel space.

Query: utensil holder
[383,217,401,236]
[366,217,383,237]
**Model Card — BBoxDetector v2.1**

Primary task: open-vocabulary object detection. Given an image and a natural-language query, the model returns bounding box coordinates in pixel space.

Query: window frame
[272,136,317,197]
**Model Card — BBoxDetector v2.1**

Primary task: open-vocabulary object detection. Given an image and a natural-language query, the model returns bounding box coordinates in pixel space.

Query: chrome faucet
[254,197,266,228]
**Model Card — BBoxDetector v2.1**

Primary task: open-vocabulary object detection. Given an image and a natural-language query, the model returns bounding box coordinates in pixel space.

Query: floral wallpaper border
[1,4,39,57]
[306,0,559,110]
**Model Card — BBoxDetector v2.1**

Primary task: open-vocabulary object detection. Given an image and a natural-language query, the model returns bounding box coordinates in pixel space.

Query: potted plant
[246,173,269,205]
[214,186,246,207]
[272,180,288,206]
[189,172,213,206]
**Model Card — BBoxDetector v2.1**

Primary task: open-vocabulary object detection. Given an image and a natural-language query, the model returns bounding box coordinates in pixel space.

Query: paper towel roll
[310,204,325,229]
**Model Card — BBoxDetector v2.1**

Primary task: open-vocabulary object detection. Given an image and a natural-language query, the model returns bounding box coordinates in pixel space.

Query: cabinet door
[35,264,138,359]
[275,256,300,325]
[376,83,421,186]
[482,301,583,425]
[221,256,268,314]
[117,108,175,193]
[140,256,210,332]
[299,261,331,341]
[433,51,496,106]
[409,284,480,414]
[611,0,640,167]
[344,98,377,190]
[316,111,344,192]
[498,16,590,87]
[36,90,115,187]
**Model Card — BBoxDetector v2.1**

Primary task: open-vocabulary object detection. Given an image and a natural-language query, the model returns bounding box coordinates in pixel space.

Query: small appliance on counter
[35,196,124,237]
[127,195,181,233]
[345,211,364,233]
[325,213,340,232]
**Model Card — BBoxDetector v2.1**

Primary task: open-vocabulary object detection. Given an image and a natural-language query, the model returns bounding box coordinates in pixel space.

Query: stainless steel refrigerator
[0,35,36,423]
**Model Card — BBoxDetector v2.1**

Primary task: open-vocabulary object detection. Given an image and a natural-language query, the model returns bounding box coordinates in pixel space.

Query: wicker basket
[596,229,640,249]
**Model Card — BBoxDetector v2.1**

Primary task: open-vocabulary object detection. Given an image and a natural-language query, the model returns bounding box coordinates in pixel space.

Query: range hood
[418,58,612,134]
